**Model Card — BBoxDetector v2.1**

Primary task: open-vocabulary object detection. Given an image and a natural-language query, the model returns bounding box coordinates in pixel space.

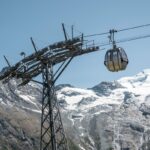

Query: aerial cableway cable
[84,23,150,38]
[89,33,150,48]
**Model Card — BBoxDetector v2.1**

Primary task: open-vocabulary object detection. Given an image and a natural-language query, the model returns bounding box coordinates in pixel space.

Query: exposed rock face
[0,69,150,150]
[0,80,41,150]
[91,81,124,96]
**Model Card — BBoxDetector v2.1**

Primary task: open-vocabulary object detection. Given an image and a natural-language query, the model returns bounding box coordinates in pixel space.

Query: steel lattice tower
[40,62,68,150]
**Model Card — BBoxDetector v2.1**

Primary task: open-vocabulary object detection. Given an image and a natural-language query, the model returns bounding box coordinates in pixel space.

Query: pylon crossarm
[0,40,99,85]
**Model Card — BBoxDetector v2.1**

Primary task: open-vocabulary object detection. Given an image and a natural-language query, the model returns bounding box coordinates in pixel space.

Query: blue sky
[0,0,150,88]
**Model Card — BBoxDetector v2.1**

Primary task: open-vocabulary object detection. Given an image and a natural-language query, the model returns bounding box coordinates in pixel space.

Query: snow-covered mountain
[0,69,150,150]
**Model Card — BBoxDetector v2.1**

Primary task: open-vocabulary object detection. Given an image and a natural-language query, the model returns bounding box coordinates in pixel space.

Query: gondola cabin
[104,47,128,72]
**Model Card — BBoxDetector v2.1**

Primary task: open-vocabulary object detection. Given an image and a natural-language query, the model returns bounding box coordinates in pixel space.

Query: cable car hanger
[109,29,117,49]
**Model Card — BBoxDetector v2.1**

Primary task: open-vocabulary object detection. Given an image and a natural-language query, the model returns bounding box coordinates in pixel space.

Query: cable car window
[119,48,128,61]
[105,51,109,61]
[113,51,118,61]
[110,51,113,61]
[108,51,111,61]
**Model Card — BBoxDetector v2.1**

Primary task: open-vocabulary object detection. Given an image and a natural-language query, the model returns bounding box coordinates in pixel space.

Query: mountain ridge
[0,69,150,149]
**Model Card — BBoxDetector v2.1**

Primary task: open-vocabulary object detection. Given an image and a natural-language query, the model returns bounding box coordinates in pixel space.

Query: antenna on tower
[62,23,68,41]
[3,55,11,67]
[71,25,74,39]
[30,37,38,53]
